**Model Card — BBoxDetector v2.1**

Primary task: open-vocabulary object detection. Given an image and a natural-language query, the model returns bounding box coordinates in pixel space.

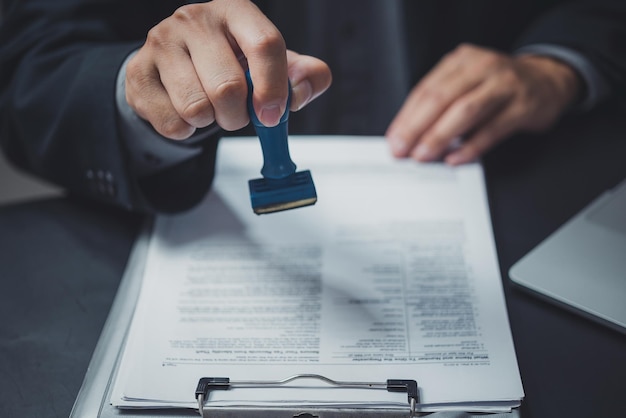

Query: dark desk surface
[1,106,625,418]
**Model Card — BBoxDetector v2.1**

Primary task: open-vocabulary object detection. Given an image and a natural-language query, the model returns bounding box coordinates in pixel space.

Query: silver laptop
[509,178,626,334]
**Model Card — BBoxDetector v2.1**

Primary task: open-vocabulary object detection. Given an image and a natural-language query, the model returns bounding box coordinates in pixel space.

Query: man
[1,0,625,213]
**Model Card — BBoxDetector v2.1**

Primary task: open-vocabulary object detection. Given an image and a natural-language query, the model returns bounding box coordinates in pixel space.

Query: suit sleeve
[514,0,626,107]
[0,0,221,214]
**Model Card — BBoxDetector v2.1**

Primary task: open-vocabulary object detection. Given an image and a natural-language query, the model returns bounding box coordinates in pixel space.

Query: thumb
[287,50,332,111]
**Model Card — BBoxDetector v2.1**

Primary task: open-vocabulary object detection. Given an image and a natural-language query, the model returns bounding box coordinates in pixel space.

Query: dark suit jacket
[1,0,625,213]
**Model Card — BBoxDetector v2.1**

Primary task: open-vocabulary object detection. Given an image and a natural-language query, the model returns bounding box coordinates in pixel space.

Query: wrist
[516,54,585,112]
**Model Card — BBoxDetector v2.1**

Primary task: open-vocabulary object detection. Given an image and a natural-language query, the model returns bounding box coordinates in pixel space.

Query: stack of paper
[110,137,524,414]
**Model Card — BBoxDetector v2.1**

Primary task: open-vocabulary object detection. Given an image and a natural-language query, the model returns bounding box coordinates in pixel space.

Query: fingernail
[259,104,282,126]
[386,135,409,157]
[446,149,476,166]
[445,152,464,166]
[413,143,434,161]
[448,136,463,151]
[291,80,313,111]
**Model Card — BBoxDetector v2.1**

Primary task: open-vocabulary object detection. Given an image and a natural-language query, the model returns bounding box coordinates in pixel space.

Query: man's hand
[385,43,583,165]
[125,0,331,140]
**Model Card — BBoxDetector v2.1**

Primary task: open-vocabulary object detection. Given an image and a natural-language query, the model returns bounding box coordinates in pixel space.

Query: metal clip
[195,374,419,418]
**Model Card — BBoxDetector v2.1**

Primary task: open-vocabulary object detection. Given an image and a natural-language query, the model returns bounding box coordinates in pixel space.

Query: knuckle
[145,24,170,49]
[180,95,213,123]
[452,43,479,58]
[172,4,202,23]
[479,52,501,68]
[418,84,449,107]
[126,69,152,94]
[125,83,153,118]
[158,117,193,139]
[150,4,209,48]
[212,77,247,105]
[127,93,147,117]
[250,28,286,57]
[455,42,475,54]
[125,55,142,79]
[125,75,153,111]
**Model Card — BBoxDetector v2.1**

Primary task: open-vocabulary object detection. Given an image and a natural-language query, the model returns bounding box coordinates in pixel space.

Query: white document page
[111,136,523,413]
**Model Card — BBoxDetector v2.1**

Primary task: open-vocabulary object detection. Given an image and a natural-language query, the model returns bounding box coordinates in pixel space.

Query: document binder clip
[195,374,419,418]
